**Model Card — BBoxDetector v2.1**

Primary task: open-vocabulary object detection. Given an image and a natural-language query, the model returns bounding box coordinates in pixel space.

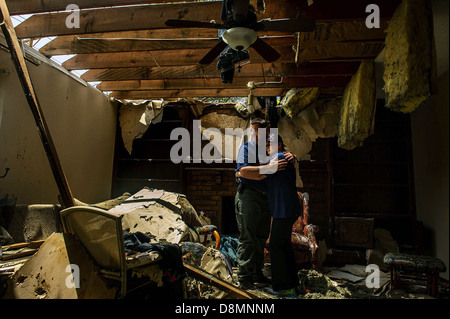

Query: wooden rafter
[110,88,286,99]
[62,46,296,70]
[14,0,307,39]
[6,0,174,15]
[81,62,360,82]
[48,35,295,56]
[7,0,403,100]
[15,1,223,39]
[97,76,351,91]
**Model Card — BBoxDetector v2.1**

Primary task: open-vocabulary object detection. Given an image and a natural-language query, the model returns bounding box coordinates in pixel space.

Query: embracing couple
[235,118,302,298]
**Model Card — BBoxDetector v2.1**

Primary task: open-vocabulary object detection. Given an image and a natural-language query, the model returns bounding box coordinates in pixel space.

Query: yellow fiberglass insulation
[338,61,376,150]
[280,87,320,118]
[383,0,434,113]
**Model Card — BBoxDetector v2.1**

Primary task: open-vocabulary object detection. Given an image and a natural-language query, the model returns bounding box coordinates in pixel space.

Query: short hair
[266,133,285,151]
[250,118,267,128]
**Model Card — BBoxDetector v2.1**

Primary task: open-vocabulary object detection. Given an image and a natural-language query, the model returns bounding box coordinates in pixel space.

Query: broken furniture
[334,217,374,249]
[384,252,447,298]
[264,192,319,269]
[197,225,221,250]
[60,206,169,298]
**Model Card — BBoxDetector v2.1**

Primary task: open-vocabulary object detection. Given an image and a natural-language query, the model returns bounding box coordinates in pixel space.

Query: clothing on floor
[123,231,186,282]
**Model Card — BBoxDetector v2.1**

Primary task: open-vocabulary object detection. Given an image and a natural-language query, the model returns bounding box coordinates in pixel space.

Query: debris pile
[299,269,351,299]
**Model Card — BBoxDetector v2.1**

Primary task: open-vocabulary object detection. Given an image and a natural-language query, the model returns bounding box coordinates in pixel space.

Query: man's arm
[237,156,287,180]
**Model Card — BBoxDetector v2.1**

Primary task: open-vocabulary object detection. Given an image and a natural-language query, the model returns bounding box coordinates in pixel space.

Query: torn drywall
[119,100,164,154]
[200,112,249,161]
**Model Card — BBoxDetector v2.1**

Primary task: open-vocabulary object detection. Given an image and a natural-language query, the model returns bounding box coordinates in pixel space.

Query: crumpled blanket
[123,231,186,283]
[219,235,239,267]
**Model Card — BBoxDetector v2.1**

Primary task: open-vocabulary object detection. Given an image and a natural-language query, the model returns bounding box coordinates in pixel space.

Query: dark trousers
[235,188,271,283]
[269,217,298,291]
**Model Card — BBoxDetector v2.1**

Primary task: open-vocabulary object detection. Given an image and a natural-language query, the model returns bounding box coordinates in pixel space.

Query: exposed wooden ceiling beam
[6,0,173,15]
[45,35,295,57]
[15,1,224,39]
[81,61,360,81]
[296,42,385,64]
[14,0,307,39]
[97,76,351,91]
[39,19,388,57]
[300,0,401,21]
[110,88,287,99]
[62,46,296,70]
[39,29,219,56]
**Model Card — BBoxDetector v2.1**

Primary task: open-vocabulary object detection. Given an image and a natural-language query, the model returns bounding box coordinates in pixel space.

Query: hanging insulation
[279,87,320,118]
[338,61,377,150]
[383,0,435,113]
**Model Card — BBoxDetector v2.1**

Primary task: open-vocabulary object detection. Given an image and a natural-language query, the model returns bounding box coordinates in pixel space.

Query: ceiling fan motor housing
[222,27,258,51]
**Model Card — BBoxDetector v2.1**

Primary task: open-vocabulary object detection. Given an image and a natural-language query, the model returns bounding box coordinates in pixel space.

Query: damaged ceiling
[6,0,402,101]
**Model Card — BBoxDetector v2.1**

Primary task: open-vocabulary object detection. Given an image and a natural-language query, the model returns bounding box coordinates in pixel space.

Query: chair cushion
[384,253,447,273]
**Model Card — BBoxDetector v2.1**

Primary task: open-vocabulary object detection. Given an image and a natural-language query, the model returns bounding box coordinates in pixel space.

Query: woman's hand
[283,151,296,163]
[260,156,287,175]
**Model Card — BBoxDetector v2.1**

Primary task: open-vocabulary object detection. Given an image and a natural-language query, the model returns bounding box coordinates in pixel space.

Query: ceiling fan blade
[199,39,228,65]
[257,17,316,33]
[165,19,226,29]
[250,37,281,63]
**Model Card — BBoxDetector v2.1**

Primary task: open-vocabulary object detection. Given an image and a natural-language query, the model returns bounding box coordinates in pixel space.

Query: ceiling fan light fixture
[222,27,258,51]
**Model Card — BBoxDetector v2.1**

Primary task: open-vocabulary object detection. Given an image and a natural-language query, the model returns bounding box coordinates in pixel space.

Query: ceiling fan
[165,0,316,65]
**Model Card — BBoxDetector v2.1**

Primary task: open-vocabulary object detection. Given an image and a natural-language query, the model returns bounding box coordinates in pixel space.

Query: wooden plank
[97,76,350,91]
[300,0,402,21]
[6,0,268,15]
[0,0,75,208]
[1,240,45,251]
[14,0,305,39]
[39,30,291,56]
[183,262,256,299]
[296,42,385,64]
[1,249,38,261]
[39,29,221,56]
[62,45,296,70]
[15,1,224,39]
[51,35,295,56]
[110,88,286,99]
[6,0,172,15]
[81,62,360,81]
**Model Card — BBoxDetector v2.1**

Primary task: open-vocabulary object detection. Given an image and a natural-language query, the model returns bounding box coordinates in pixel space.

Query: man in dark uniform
[234,118,291,289]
